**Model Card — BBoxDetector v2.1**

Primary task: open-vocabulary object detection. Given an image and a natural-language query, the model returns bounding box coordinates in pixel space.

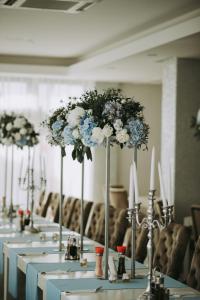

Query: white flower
[14,117,26,128]
[116,129,129,143]
[67,107,85,127]
[88,109,93,115]
[6,123,12,131]
[32,137,36,144]
[114,119,123,131]
[20,128,27,135]
[14,133,21,141]
[2,137,12,145]
[72,128,80,139]
[102,124,113,137]
[121,99,126,104]
[91,127,104,144]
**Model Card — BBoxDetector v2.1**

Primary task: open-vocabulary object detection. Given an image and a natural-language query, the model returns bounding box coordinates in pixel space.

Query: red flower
[18,209,24,216]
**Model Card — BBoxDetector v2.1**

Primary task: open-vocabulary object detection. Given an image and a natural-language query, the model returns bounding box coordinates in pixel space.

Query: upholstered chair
[85,203,129,248]
[35,190,46,216]
[42,192,60,223]
[191,205,200,241]
[67,199,93,233]
[153,222,190,279]
[123,226,148,263]
[187,236,200,291]
[62,196,78,228]
[85,202,105,244]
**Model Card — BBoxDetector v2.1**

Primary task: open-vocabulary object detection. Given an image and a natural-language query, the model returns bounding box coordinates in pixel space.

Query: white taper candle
[197,109,200,125]
[150,147,155,190]
[158,162,167,207]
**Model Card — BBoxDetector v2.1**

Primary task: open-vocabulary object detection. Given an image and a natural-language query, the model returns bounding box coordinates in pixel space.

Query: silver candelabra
[132,190,174,300]
[18,160,46,233]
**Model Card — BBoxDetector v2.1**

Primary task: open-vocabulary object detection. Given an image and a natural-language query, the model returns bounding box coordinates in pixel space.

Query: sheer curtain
[0,76,94,209]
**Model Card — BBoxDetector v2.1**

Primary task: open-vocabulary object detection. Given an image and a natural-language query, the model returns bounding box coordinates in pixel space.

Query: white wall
[118,83,162,196]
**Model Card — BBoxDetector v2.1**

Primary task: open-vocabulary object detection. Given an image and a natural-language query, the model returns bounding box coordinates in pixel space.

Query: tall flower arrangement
[43,89,149,162]
[0,112,39,147]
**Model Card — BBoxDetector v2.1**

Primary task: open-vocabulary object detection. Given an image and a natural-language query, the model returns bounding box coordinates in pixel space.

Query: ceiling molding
[66,8,200,73]
[0,55,77,66]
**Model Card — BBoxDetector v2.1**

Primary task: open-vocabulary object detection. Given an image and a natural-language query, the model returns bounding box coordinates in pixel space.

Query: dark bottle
[69,238,78,260]
[24,210,31,226]
[117,246,126,279]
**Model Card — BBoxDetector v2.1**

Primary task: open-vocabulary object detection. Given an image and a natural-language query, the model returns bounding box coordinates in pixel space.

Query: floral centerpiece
[191,109,200,141]
[43,89,149,162]
[0,112,39,147]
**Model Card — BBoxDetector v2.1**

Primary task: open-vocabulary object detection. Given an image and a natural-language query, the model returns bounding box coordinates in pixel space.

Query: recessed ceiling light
[147,53,158,57]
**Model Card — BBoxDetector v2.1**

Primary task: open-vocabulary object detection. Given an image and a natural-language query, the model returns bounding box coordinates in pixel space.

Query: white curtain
[0,76,95,209]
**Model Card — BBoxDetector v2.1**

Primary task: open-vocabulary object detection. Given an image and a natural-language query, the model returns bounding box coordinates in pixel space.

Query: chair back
[187,236,200,291]
[153,222,190,279]
[123,212,148,263]
[67,199,93,233]
[85,202,105,244]
[85,202,129,248]
[191,205,200,241]
[35,190,46,216]
[62,196,78,228]
[42,192,60,223]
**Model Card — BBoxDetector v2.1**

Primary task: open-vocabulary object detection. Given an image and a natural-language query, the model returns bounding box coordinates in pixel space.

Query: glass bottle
[117,246,126,279]
[95,247,104,277]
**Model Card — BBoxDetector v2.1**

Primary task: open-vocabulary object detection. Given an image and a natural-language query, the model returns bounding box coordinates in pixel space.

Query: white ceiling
[0,0,200,83]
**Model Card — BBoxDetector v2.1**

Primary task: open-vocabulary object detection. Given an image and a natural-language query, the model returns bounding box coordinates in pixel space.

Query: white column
[161,58,200,223]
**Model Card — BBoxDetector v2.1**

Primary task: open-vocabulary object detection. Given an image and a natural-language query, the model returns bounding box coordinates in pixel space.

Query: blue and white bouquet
[43,89,149,162]
[0,112,39,148]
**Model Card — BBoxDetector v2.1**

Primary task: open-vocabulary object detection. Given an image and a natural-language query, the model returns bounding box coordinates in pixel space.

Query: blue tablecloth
[26,261,96,300]
[26,259,145,300]
[8,246,58,298]
[45,277,186,300]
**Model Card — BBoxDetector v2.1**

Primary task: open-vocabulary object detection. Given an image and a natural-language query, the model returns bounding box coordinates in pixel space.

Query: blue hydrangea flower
[16,136,27,147]
[126,118,146,147]
[80,116,97,147]
[52,120,64,132]
[63,126,75,145]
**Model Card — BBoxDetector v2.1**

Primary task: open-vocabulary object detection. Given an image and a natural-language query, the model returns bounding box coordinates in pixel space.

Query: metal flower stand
[80,157,85,255]
[59,147,64,251]
[2,146,8,213]
[135,190,174,300]
[104,137,110,279]
[8,145,15,223]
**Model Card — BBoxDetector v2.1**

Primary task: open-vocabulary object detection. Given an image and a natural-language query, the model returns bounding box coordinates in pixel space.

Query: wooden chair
[35,190,46,216]
[67,199,93,234]
[123,226,148,263]
[153,222,190,279]
[187,236,200,291]
[85,202,129,248]
[42,192,60,223]
[62,196,78,228]
[191,205,200,241]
